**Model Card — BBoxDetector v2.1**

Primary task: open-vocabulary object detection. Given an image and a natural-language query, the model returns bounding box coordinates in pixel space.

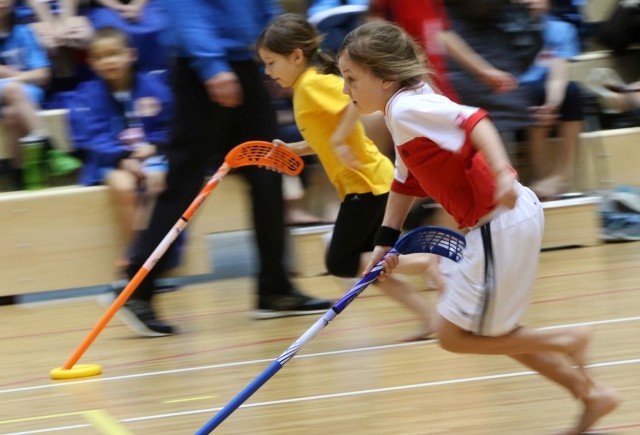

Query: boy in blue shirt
[76,26,173,269]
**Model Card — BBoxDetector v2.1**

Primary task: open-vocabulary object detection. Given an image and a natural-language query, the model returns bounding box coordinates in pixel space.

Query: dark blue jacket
[76,72,173,186]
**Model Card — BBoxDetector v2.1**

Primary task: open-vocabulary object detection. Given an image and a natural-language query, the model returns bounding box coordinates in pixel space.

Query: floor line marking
[82,410,134,435]
[7,358,638,434]
[1,315,638,396]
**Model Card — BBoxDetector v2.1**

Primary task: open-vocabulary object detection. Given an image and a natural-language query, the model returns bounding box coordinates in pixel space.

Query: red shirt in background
[368,0,459,102]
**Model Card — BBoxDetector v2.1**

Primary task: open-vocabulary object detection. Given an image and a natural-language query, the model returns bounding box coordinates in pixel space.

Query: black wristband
[374,225,401,247]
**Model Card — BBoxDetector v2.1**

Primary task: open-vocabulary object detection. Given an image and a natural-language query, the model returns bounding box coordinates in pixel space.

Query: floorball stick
[50,141,303,380]
[196,225,466,433]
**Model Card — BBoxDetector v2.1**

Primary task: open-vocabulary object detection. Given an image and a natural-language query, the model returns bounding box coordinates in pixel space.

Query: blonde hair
[338,21,433,88]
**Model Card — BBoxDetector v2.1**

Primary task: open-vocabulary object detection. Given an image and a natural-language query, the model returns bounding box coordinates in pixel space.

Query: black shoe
[99,288,176,337]
[253,290,333,320]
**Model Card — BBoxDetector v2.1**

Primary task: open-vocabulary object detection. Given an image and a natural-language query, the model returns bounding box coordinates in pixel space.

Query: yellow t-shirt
[292,67,394,200]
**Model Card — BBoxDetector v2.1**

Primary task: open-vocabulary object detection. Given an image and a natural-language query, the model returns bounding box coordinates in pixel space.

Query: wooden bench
[0,174,251,297]
[3,120,639,295]
[0,126,626,294]
[574,126,640,191]
[568,48,640,84]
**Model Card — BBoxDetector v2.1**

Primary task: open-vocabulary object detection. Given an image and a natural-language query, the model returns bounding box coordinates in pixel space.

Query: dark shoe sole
[97,292,174,337]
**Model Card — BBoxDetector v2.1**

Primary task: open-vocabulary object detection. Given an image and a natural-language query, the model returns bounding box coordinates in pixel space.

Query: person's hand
[257,139,286,172]
[495,170,517,209]
[479,68,518,93]
[363,245,397,281]
[34,21,61,51]
[205,72,243,108]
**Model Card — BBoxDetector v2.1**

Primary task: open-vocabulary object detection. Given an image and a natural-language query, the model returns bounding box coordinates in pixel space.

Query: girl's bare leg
[439,319,620,433]
[376,274,436,341]
[438,319,589,368]
[105,170,139,247]
[365,253,444,341]
[512,353,620,435]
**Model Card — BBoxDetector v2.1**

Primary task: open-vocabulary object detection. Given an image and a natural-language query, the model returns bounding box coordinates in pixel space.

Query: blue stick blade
[394,226,466,262]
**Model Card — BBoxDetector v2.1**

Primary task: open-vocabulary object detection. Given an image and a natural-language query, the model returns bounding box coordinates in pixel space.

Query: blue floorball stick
[195,225,466,434]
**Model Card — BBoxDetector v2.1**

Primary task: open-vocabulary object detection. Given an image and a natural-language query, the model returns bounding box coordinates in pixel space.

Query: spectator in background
[549,0,585,46]
[440,0,538,137]
[0,0,80,189]
[367,0,459,102]
[307,0,369,54]
[109,0,332,337]
[24,0,94,90]
[86,0,169,73]
[76,26,172,269]
[307,0,369,18]
[518,0,584,199]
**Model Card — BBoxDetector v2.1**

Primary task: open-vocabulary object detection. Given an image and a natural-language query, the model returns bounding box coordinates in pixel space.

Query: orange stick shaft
[61,164,230,370]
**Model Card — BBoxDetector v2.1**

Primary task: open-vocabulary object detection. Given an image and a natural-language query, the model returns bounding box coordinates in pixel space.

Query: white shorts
[437,183,544,336]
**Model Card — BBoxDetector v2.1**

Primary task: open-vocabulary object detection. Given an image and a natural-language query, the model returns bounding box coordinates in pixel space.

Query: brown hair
[89,26,132,49]
[256,13,340,76]
[338,21,433,89]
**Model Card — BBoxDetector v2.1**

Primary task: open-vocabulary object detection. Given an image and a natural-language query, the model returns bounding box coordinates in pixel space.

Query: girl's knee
[325,256,358,278]
[436,319,467,354]
[2,81,27,102]
[105,170,137,191]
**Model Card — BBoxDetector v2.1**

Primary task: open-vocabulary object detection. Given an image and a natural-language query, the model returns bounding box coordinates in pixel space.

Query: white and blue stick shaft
[195,225,466,434]
[195,254,392,434]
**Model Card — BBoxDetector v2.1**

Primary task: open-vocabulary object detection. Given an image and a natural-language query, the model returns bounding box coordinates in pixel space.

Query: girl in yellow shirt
[257,13,442,341]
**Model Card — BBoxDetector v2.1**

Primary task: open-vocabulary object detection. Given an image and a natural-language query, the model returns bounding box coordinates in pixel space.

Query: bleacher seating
[2,0,639,296]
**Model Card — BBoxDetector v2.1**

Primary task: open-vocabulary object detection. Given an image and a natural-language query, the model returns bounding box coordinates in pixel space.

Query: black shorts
[325,192,388,277]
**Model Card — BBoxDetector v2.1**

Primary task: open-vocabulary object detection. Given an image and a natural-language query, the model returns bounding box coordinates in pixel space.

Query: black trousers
[126,58,294,302]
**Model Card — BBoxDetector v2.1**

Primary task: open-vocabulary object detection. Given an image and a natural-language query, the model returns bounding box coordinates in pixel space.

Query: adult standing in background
[440,0,537,135]
[112,0,332,337]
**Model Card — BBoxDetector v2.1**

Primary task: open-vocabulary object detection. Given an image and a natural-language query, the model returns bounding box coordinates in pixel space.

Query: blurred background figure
[75,26,173,271]
[585,66,640,123]
[440,0,536,139]
[367,0,459,102]
[307,0,369,54]
[517,0,584,199]
[86,0,169,73]
[108,0,332,337]
[0,0,80,190]
[23,0,94,92]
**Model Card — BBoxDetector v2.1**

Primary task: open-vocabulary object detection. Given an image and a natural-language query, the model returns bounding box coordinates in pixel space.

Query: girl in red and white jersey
[338,21,619,435]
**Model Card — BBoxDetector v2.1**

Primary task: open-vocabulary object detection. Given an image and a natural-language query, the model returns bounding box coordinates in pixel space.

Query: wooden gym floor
[1,242,639,434]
